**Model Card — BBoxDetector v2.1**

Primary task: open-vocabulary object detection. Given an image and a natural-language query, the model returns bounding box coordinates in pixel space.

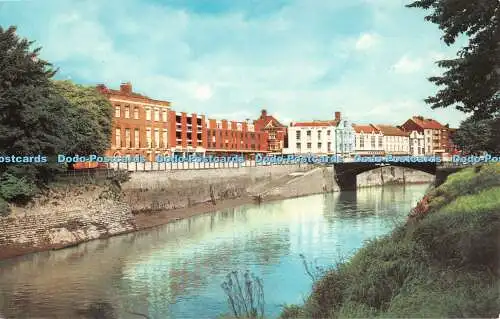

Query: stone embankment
[0,184,136,260]
[0,164,434,260]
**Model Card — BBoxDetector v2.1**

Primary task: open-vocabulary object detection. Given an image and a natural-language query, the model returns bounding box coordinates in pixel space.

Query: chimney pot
[120,82,132,95]
[335,112,341,121]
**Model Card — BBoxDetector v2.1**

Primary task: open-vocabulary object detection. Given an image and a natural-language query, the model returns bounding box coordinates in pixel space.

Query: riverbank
[281,163,500,318]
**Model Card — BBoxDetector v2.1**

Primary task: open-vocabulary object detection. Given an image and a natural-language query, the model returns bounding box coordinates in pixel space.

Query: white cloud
[392,55,424,74]
[4,0,468,127]
[355,32,379,51]
[193,84,213,101]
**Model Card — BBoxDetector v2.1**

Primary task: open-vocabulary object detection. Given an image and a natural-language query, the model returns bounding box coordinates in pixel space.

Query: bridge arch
[333,162,437,191]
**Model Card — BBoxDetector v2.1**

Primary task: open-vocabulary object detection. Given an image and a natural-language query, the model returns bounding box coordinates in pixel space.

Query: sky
[0,0,469,127]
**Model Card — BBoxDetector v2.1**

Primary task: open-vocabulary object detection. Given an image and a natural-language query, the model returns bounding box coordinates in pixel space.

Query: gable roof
[373,124,409,136]
[259,115,286,128]
[410,116,444,129]
[352,124,380,134]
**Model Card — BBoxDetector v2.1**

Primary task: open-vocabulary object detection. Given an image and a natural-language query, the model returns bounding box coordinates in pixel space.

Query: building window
[378,137,383,148]
[115,106,121,117]
[318,142,322,149]
[146,108,151,121]
[154,128,160,148]
[296,143,301,149]
[124,106,130,119]
[307,142,311,149]
[328,142,331,152]
[134,129,140,148]
[125,128,131,148]
[115,128,121,147]
[306,130,311,137]
[360,137,364,148]
[318,131,322,139]
[146,128,152,148]
[134,107,139,119]
[296,131,301,139]
[154,108,160,121]
[327,130,331,136]
[371,135,375,148]
[162,110,167,122]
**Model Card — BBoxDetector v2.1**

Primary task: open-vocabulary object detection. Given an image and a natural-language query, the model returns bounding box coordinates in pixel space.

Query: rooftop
[373,124,409,136]
[411,116,444,129]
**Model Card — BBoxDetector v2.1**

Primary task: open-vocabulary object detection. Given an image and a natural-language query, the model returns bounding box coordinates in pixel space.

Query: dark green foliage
[407,0,500,119]
[53,80,112,156]
[0,196,10,216]
[0,26,73,202]
[0,26,113,204]
[453,116,500,153]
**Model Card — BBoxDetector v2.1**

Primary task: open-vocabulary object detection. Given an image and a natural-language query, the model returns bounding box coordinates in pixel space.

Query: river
[0,184,430,319]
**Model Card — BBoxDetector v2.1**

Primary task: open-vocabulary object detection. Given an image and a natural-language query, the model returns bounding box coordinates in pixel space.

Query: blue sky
[1,0,468,126]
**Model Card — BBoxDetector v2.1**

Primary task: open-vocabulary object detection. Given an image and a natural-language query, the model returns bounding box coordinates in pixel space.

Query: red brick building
[97,82,171,161]
[167,110,208,155]
[167,111,268,156]
[99,82,270,159]
[400,116,455,155]
[205,118,268,156]
[254,109,287,154]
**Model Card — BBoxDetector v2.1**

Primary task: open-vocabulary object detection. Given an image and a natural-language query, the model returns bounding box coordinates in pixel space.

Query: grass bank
[281,163,500,318]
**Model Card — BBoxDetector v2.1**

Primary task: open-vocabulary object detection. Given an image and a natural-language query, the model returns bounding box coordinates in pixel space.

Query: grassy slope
[281,163,500,318]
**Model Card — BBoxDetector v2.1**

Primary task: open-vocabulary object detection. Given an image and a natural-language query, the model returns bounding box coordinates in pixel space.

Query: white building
[409,130,425,156]
[373,125,410,155]
[353,124,385,155]
[284,112,355,155]
[286,121,336,154]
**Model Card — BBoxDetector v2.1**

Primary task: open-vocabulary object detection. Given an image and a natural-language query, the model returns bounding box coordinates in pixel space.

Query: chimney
[96,84,107,93]
[335,112,341,121]
[261,109,267,117]
[120,82,132,95]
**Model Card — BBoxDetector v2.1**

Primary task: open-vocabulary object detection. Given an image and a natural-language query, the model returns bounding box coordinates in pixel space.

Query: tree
[407,0,500,120]
[0,26,74,205]
[452,116,498,154]
[53,80,113,157]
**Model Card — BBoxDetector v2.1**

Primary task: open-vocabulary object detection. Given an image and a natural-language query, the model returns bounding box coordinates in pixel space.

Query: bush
[0,172,37,203]
[0,197,11,216]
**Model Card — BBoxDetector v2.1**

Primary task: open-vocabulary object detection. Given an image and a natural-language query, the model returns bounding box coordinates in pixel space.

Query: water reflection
[0,184,429,319]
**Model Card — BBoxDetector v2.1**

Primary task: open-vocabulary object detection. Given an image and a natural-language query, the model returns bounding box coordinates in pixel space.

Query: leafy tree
[0,25,76,206]
[452,116,498,154]
[407,0,500,119]
[53,80,113,157]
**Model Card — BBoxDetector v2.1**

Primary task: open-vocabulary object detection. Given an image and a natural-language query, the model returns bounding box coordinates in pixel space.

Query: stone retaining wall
[0,185,136,260]
[122,164,316,211]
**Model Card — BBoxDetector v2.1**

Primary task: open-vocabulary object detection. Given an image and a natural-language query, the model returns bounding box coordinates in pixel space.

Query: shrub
[221,270,265,319]
[0,197,11,216]
[0,172,37,203]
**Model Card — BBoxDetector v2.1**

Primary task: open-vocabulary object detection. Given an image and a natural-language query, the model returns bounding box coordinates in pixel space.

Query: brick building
[206,118,268,156]
[400,116,454,155]
[97,82,171,161]
[166,111,269,157]
[167,111,208,155]
[254,109,287,154]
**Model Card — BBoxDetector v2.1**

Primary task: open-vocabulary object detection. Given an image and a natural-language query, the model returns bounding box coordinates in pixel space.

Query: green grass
[280,163,500,319]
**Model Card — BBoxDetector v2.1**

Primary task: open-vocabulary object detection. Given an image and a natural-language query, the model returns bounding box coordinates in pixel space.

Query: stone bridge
[333,161,466,191]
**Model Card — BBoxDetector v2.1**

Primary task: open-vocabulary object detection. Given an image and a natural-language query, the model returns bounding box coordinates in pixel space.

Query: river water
[0,184,429,319]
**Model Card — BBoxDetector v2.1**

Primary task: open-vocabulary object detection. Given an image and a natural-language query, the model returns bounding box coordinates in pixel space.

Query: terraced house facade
[98,82,171,161]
